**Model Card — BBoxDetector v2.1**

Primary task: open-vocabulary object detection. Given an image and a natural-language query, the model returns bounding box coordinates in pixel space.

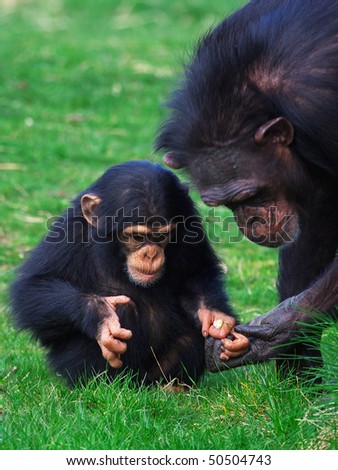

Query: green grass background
[0,0,337,450]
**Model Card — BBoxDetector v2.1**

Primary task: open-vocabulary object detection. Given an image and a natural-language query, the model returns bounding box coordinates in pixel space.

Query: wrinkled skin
[205,258,338,373]
[205,296,308,371]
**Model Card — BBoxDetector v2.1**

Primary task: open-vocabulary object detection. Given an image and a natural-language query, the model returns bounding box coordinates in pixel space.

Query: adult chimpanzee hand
[205,295,311,371]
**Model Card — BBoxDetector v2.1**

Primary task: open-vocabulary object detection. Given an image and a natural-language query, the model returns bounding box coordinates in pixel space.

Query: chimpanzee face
[80,192,178,287]
[164,117,303,248]
[118,224,175,287]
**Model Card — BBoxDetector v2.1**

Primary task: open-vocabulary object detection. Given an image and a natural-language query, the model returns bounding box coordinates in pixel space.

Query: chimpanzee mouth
[127,266,163,287]
[138,271,158,279]
[232,202,299,247]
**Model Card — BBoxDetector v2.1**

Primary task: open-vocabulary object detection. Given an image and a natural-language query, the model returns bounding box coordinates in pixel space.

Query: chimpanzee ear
[254,117,294,146]
[163,152,185,169]
[81,193,102,227]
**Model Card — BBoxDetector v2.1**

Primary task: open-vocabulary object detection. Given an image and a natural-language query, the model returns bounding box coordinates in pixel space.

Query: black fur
[156,0,338,375]
[157,0,338,177]
[10,161,234,386]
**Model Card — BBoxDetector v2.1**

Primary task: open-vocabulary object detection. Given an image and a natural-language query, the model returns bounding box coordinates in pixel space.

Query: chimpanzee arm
[179,241,249,357]
[10,276,132,368]
[179,239,233,323]
[12,276,107,338]
[182,268,250,358]
[206,258,338,371]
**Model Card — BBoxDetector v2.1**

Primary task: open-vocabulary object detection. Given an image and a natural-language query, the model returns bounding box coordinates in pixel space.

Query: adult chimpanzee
[156,0,338,378]
[10,161,248,386]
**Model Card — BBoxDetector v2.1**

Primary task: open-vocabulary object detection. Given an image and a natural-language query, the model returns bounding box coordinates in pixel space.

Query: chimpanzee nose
[144,245,158,260]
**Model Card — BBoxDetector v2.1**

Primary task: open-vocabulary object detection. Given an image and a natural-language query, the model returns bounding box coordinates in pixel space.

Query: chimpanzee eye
[131,234,146,244]
[149,233,169,244]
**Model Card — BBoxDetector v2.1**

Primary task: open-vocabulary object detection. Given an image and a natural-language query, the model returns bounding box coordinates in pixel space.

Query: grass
[1,0,337,450]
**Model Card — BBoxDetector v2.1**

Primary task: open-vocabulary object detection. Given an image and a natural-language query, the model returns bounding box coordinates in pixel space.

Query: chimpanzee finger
[221,331,250,352]
[112,327,133,341]
[201,315,211,337]
[100,323,128,353]
[220,346,250,360]
[100,345,123,369]
[208,325,228,339]
[102,337,128,354]
[106,295,131,308]
[208,316,235,339]
[108,356,123,369]
[234,324,274,340]
[112,339,128,354]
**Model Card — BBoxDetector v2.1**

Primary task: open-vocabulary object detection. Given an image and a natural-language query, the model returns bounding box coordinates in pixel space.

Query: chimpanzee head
[161,116,307,247]
[156,20,312,248]
[78,160,200,286]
